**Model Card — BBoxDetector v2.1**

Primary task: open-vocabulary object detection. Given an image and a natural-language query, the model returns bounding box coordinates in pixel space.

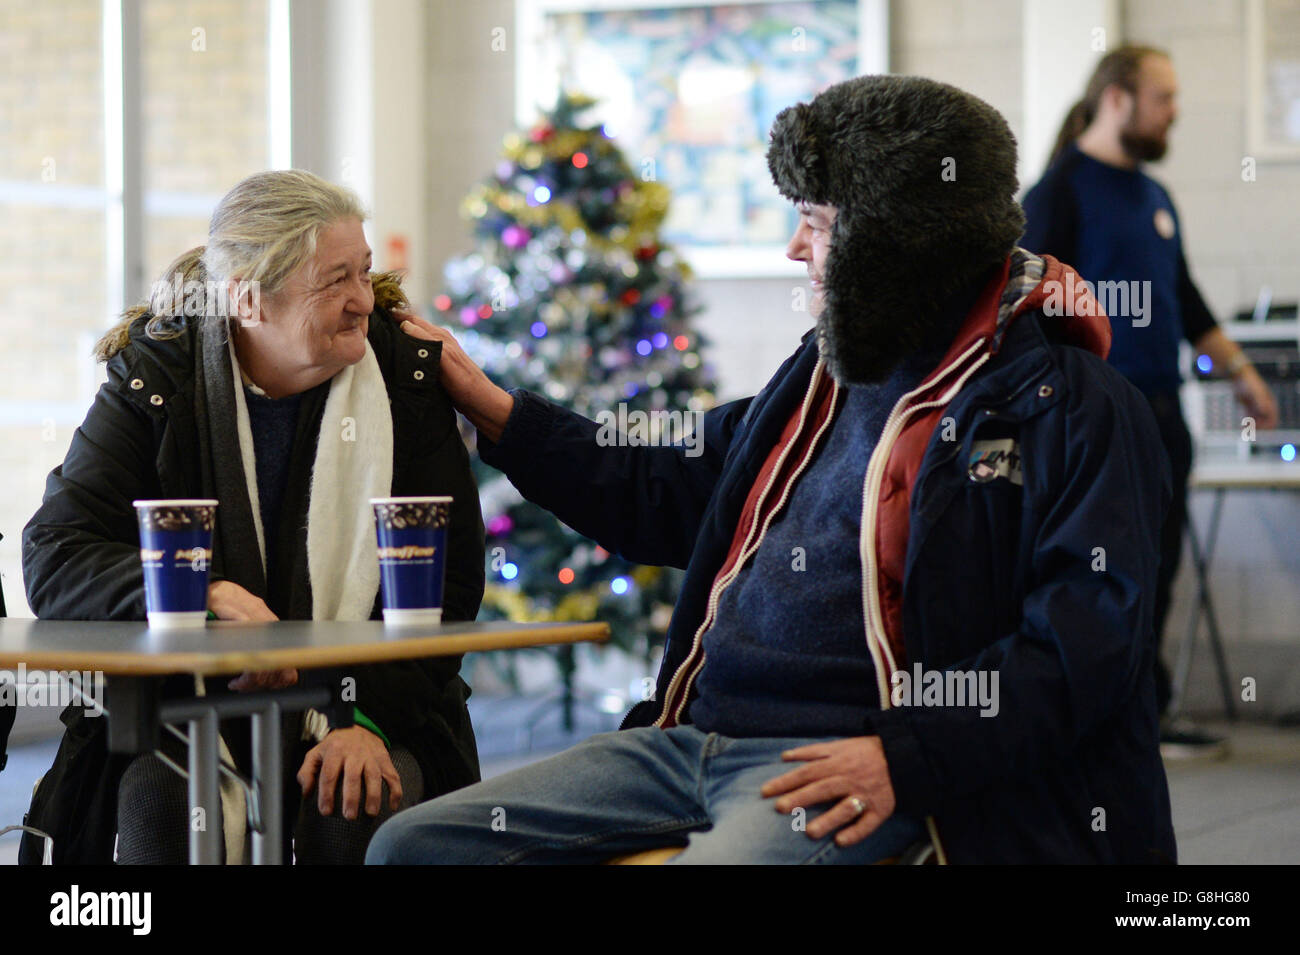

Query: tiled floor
[2,705,1296,864]
[1161,720,1300,864]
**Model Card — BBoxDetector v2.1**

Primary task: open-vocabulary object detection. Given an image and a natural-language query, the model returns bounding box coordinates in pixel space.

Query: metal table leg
[188,708,223,865]
[251,701,283,865]
[1171,488,1237,720]
[159,684,330,866]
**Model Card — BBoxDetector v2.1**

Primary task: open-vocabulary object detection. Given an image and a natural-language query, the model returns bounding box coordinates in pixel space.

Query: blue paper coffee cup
[133,499,218,629]
[371,496,451,625]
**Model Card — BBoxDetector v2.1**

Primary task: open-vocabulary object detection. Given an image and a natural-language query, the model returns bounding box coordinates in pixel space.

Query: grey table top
[1190,461,1300,488]
[0,618,609,675]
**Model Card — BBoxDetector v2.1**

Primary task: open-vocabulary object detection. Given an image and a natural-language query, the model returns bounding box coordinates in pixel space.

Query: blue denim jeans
[366,725,926,864]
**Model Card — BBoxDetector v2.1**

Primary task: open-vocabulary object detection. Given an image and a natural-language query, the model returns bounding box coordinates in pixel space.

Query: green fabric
[353,707,390,748]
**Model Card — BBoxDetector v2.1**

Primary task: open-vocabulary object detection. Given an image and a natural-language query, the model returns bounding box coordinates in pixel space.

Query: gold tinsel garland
[483,564,665,624]
[460,117,690,279]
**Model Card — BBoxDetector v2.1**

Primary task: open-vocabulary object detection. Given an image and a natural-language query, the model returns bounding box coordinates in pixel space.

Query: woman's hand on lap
[297,725,402,819]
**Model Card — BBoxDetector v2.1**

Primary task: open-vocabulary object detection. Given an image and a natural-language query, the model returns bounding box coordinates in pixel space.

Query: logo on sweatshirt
[1153,207,1176,240]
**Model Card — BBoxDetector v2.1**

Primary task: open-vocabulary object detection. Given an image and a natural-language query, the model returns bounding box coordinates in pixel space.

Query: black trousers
[116,713,423,865]
[1143,391,1194,718]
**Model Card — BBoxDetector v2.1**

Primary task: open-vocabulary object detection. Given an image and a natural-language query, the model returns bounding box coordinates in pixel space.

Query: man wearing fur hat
[372,75,1177,864]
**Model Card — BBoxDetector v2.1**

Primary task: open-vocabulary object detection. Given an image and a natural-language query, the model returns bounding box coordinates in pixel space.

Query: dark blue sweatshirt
[243,386,303,576]
[687,353,936,738]
[1021,143,1217,395]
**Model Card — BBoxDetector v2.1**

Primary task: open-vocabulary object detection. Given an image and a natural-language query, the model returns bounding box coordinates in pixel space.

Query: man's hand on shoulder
[760,736,895,847]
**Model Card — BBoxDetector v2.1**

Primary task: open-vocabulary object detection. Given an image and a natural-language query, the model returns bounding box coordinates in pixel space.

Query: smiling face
[238,217,375,394]
[786,202,837,318]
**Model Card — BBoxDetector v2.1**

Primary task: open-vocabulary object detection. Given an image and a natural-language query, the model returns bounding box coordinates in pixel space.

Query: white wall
[290,0,437,302]
[1022,0,1120,186]
[425,0,517,293]
[290,0,375,213]
[372,0,432,303]
[1125,0,1300,314]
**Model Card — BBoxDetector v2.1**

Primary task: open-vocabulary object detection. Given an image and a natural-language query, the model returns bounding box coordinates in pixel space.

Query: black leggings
[116,722,423,865]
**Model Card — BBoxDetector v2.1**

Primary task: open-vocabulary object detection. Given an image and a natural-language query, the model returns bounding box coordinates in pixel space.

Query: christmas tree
[436,92,717,705]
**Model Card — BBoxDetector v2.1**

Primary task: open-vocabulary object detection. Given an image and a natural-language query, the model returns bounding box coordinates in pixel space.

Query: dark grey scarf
[191,318,332,620]
[192,317,268,599]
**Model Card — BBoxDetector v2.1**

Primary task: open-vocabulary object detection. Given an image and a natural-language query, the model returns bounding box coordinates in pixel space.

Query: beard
[815,293,966,386]
[814,254,1000,386]
[1120,123,1168,162]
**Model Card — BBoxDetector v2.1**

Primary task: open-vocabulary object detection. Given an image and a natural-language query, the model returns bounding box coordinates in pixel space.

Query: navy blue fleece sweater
[243,386,302,575]
[687,354,935,738]
[1021,143,1217,395]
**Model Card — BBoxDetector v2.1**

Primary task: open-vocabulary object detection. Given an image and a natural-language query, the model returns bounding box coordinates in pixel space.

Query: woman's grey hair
[95,169,368,361]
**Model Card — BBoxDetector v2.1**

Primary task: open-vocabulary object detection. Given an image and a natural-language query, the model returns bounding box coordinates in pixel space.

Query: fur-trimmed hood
[767,74,1026,384]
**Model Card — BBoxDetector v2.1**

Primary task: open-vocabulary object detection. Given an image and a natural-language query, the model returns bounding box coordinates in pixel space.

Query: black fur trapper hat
[767,74,1026,383]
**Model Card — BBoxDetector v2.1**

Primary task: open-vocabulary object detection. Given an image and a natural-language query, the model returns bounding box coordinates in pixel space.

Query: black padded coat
[19,303,485,864]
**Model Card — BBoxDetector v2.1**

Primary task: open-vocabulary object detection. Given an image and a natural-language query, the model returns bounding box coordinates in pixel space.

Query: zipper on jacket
[654,361,837,728]
[856,336,991,870]
[858,338,991,702]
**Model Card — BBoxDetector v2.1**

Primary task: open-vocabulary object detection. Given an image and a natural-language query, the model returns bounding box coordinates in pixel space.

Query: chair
[1,571,12,773]
[0,694,12,774]
[0,572,55,862]
[606,847,684,865]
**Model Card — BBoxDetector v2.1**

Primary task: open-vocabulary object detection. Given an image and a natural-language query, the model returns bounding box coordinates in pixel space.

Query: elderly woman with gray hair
[21,169,485,864]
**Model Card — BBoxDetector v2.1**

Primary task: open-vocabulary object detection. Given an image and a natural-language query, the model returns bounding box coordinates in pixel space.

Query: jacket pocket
[964,420,1026,635]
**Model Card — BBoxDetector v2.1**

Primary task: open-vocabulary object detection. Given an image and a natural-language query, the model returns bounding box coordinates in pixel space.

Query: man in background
[1022,46,1278,757]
